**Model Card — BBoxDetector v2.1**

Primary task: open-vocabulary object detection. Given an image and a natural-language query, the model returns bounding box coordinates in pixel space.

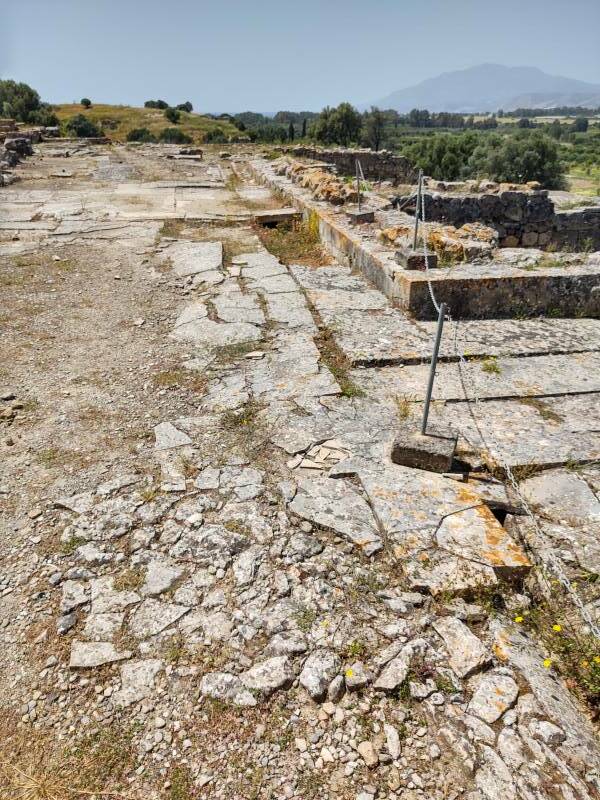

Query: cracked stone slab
[90,577,141,615]
[212,292,265,326]
[129,599,189,638]
[141,560,185,597]
[240,656,295,695]
[467,672,519,723]
[289,477,383,556]
[69,641,132,668]
[171,301,262,347]
[113,659,163,707]
[161,240,223,277]
[433,617,491,678]
[154,422,192,450]
[352,352,600,402]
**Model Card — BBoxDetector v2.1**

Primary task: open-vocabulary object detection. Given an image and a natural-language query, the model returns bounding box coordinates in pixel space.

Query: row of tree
[144,99,193,112]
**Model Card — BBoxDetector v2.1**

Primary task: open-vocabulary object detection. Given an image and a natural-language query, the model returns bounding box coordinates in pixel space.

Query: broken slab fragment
[433,617,490,678]
[240,656,295,695]
[154,422,192,450]
[395,245,438,270]
[200,672,257,707]
[128,599,189,638]
[467,672,519,723]
[519,468,600,527]
[112,659,163,707]
[299,649,341,701]
[289,477,383,556]
[69,641,132,669]
[390,422,457,473]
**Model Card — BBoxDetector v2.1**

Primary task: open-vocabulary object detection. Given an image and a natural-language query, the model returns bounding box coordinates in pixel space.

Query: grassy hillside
[53,103,238,144]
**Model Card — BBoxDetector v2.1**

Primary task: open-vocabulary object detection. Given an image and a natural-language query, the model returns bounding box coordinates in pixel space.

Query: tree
[301,118,307,138]
[80,98,92,108]
[573,116,589,132]
[145,99,168,109]
[176,101,193,112]
[517,117,533,128]
[0,79,42,122]
[164,107,181,124]
[363,106,385,151]
[470,131,564,188]
[288,121,295,142]
[65,114,101,138]
[312,102,362,146]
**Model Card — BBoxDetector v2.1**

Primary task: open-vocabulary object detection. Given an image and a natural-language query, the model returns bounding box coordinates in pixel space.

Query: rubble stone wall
[291,146,416,185]
[418,190,600,250]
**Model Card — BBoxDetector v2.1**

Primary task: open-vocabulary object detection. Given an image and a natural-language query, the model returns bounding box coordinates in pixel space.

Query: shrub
[204,129,227,144]
[144,99,168,109]
[164,107,180,124]
[127,127,156,143]
[158,127,192,144]
[176,101,193,112]
[65,114,101,138]
[80,98,91,108]
[573,116,589,133]
[29,106,59,127]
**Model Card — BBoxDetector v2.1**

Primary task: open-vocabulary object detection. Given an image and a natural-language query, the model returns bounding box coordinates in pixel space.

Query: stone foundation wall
[290,146,416,184]
[408,190,600,250]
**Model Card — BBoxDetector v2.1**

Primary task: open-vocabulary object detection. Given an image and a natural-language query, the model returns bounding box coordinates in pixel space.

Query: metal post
[412,169,423,251]
[356,159,361,212]
[421,302,446,435]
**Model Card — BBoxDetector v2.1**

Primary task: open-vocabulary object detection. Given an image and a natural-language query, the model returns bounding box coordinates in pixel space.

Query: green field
[53,103,238,144]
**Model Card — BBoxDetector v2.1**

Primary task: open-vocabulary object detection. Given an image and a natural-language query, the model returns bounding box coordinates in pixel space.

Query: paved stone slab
[171,301,262,347]
[428,393,600,468]
[129,599,189,638]
[213,292,265,326]
[519,469,600,526]
[289,477,383,555]
[113,659,164,707]
[69,641,132,668]
[353,352,600,402]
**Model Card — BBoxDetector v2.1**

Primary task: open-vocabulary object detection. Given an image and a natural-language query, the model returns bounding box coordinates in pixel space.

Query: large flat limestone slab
[428,393,600,468]
[352,352,600,402]
[162,240,223,278]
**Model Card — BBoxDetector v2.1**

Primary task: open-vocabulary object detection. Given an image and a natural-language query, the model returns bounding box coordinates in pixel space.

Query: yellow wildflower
[543,658,552,669]
[514,616,524,624]
[582,660,590,668]
[552,624,562,632]
[345,668,354,678]
[594,656,600,664]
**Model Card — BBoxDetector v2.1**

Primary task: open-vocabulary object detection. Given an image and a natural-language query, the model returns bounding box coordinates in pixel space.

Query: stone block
[390,423,457,473]
[346,207,375,224]
[253,208,301,226]
[395,245,438,271]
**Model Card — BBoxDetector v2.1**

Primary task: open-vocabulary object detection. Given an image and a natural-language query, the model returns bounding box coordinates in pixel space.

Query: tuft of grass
[394,393,413,420]
[481,356,502,375]
[113,568,144,592]
[169,765,196,800]
[221,400,261,432]
[294,605,317,633]
[153,369,206,394]
[256,215,328,266]
[158,219,184,239]
[315,326,365,398]
[60,535,87,556]
[213,340,263,363]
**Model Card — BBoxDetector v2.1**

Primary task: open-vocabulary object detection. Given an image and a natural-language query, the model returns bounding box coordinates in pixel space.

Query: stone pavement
[1,142,600,800]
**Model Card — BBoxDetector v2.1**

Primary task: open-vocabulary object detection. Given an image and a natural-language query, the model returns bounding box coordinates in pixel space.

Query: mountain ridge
[372,64,600,113]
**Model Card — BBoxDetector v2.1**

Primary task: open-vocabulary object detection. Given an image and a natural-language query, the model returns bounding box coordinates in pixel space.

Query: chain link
[417,189,600,639]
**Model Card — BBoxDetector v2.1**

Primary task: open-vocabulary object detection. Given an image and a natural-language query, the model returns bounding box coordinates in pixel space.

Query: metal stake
[412,169,423,251]
[421,301,446,435]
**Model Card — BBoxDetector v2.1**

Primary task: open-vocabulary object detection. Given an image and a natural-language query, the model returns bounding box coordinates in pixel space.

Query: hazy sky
[3,0,600,112]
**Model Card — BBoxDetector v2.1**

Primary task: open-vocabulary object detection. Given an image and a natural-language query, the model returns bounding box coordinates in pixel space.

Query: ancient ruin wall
[290,146,416,185]
[414,190,600,250]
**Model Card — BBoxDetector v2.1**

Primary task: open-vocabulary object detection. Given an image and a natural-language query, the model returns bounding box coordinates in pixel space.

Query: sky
[2,0,600,113]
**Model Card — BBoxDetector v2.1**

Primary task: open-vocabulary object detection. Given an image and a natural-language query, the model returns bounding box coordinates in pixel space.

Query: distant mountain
[373,64,600,113]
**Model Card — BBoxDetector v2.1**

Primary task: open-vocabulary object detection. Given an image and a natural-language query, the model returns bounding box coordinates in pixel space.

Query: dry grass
[0,715,138,799]
[152,368,206,394]
[394,394,414,420]
[53,103,238,145]
[113,568,144,591]
[314,326,364,398]
[256,213,329,266]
